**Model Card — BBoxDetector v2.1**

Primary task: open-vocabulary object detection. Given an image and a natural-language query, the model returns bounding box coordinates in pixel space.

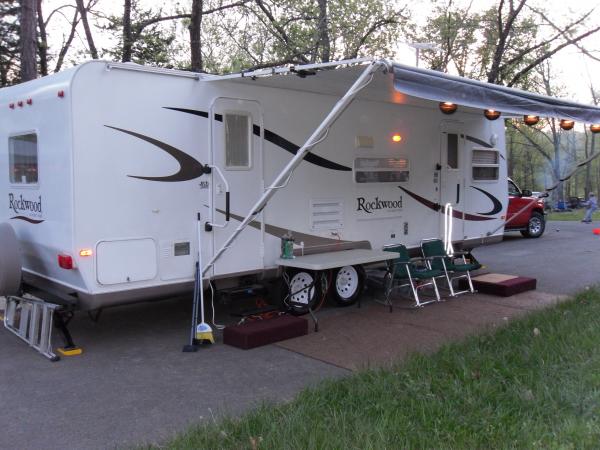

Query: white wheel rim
[335,266,359,300]
[289,272,315,305]
[529,217,542,234]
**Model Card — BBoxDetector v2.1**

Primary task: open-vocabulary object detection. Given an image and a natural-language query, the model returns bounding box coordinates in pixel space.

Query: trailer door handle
[456,184,460,204]
[225,191,230,222]
[206,165,231,230]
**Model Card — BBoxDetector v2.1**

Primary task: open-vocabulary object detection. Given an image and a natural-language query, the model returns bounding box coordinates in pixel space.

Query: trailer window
[354,157,409,183]
[472,148,499,181]
[9,133,38,184]
[447,133,459,169]
[224,113,251,169]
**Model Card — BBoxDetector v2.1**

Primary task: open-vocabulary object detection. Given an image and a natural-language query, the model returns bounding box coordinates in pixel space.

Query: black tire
[520,212,545,238]
[285,270,321,316]
[332,265,365,307]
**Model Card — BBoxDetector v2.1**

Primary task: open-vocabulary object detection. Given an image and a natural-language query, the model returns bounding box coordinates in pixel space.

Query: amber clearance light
[560,119,575,131]
[484,109,501,120]
[391,134,402,143]
[439,102,457,114]
[590,124,600,134]
[523,115,540,126]
[79,249,93,257]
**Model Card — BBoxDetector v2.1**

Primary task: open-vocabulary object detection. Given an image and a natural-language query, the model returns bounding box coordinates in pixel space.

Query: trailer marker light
[392,134,402,143]
[17,101,23,107]
[58,253,74,270]
[559,119,575,131]
[79,249,93,257]
[591,124,600,134]
[439,102,457,114]
[523,115,540,126]
[58,90,65,98]
[26,98,32,105]
[484,109,501,120]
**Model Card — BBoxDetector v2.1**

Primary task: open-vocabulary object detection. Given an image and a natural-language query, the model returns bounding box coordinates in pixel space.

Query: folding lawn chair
[420,239,482,297]
[379,244,443,311]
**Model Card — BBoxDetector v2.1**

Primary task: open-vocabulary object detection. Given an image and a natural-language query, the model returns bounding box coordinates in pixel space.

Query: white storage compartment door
[96,238,158,285]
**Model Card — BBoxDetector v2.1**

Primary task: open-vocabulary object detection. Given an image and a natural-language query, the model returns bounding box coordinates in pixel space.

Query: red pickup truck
[505,178,546,238]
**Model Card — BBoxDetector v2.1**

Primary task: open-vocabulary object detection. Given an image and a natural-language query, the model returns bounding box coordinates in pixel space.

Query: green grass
[547,210,600,221]
[160,290,600,449]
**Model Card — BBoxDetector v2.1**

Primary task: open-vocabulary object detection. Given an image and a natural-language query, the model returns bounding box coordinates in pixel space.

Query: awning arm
[202,59,391,276]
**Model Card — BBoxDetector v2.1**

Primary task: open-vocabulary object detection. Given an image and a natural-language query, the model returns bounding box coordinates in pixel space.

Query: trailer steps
[3,295,63,361]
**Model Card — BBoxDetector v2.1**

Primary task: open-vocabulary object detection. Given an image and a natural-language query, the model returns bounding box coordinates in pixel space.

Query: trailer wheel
[286,270,320,316]
[0,223,22,296]
[332,265,365,306]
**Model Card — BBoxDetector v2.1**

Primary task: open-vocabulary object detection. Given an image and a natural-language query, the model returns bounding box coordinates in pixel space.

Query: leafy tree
[103,2,178,66]
[0,1,20,86]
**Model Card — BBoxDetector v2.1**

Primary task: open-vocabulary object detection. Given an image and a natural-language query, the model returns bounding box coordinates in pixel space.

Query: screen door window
[9,133,38,184]
[224,113,251,169]
[447,133,459,169]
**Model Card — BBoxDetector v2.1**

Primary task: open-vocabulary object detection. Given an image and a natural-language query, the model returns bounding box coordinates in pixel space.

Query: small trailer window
[447,133,459,169]
[224,113,251,169]
[472,148,499,181]
[9,133,38,184]
[354,157,409,183]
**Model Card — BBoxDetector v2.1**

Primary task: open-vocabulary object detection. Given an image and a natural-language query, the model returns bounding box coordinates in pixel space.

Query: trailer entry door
[209,98,264,277]
[439,126,465,242]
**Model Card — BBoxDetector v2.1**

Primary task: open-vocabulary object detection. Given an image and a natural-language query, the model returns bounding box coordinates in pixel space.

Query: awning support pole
[202,59,389,276]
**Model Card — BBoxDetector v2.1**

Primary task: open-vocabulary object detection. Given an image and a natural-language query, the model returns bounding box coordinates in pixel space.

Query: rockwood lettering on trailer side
[8,193,43,215]
[356,196,403,214]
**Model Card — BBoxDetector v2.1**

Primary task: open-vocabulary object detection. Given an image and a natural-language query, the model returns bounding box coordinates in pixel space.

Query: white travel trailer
[1,58,599,317]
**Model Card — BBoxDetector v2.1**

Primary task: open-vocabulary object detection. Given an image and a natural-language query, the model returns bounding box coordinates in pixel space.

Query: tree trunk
[189,0,203,72]
[75,0,98,59]
[54,7,80,73]
[36,0,48,76]
[20,0,37,81]
[122,0,132,62]
[317,0,330,63]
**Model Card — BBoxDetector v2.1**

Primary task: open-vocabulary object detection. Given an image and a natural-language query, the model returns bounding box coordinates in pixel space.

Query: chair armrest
[424,255,447,260]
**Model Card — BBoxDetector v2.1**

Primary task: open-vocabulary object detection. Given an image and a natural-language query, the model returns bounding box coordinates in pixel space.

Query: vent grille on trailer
[472,149,499,165]
[310,199,344,230]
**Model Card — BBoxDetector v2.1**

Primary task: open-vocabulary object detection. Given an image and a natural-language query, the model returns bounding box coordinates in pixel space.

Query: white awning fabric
[392,62,600,123]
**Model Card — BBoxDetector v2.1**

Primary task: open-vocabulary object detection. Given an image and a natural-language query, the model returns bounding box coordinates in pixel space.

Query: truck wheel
[332,265,365,306]
[0,223,22,296]
[286,270,321,316]
[521,212,545,238]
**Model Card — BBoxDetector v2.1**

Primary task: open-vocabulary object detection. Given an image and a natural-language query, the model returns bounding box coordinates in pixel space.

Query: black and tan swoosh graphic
[105,126,207,182]
[164,107,351,172]
[10,216,44,224]
[470,186,503,215]
[398,187,494,221]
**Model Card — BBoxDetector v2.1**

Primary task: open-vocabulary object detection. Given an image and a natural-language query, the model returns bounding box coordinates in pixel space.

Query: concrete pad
[276,291,569,371]
[0,296,346,450]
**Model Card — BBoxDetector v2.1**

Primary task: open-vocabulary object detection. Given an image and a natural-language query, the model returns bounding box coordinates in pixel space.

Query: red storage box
[460,273,536,297]
[223,315,308,349]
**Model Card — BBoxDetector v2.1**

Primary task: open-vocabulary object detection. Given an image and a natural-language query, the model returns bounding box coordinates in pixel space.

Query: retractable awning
[392,62,600,123]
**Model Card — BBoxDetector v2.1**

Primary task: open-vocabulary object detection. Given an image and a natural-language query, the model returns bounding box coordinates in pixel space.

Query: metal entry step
[3,295,61,361]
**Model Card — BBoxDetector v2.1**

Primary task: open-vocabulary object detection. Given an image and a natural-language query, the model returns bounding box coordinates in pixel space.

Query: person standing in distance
[582,192,597,223]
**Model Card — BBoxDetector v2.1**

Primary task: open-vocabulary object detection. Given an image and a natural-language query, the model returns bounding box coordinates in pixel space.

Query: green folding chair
[420,239,482,297]
[380,244,443,311]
